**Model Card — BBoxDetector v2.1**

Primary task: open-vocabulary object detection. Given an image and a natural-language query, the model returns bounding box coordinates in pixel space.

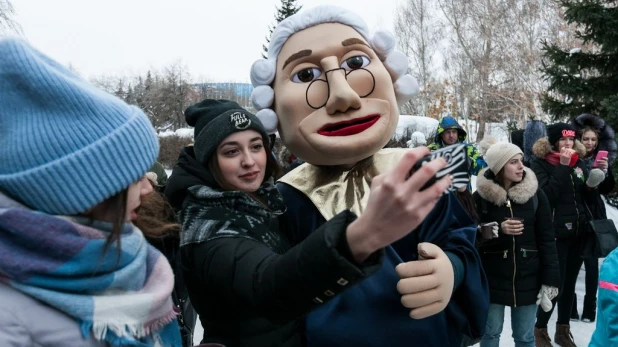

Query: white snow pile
[395,115,439,140]
[159,128,194,138]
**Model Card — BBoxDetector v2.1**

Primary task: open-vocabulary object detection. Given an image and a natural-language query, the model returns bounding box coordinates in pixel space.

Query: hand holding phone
[409,143,471,192]
[593,150,608,168]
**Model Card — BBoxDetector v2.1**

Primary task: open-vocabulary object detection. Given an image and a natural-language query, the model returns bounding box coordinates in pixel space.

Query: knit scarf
[0,193,181,347]
[545,152,579,167]
[179,180,288,254]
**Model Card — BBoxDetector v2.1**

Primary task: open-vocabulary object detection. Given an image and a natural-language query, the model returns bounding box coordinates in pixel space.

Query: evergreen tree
[541,0,618,124]
[262,0,302,59]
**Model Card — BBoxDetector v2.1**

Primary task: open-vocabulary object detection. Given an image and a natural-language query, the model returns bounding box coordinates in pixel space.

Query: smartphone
[409,143,471,192]
[593,150,608,167]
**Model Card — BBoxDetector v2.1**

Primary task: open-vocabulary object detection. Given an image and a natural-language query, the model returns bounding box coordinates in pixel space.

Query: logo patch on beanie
[230,112,251,130]
[562,129,576,137]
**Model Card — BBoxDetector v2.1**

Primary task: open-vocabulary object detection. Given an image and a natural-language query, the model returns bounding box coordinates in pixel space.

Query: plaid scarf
[179,180,288,254]
[0,193,181,347]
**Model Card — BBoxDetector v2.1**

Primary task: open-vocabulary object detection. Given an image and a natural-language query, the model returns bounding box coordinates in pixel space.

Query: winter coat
[167,147,381,347]
[590,247,618,346]
[0,282,105,347]
[427,116,487,177]
[278,181,489,347]
[473,167,560,307]
[530,137,594,238]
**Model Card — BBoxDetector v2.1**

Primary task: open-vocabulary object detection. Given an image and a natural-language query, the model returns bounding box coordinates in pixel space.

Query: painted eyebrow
[342,38,370,47]
[282,49,312,70]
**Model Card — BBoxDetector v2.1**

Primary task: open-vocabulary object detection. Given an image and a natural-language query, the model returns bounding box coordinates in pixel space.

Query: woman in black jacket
[530,122,605,347]
[571,113,617,323]
[473,140,560,347]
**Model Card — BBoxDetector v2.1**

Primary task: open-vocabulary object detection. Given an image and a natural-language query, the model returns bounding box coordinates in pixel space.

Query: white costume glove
[536,285,559,312]
[478,222,499,238]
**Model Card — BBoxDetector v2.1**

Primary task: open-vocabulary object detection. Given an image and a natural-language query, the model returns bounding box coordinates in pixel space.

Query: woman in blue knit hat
[0,39,181,347]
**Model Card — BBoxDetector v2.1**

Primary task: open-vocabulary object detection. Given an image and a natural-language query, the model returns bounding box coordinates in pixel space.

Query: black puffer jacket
[166,147,382,347]
[530,138,593,238]
[473,168,560,307]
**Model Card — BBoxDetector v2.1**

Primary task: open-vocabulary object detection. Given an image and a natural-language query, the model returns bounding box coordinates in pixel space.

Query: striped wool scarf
[0,193,181,346]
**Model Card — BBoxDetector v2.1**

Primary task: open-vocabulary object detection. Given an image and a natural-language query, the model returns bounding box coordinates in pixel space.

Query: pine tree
[262,0,302,59]
[541,0,618,124]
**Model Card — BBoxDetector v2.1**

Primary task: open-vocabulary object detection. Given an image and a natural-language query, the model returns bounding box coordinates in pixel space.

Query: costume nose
[321,57,361,115]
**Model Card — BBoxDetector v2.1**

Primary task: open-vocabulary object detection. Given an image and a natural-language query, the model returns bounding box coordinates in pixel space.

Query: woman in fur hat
[473,139,560,347]
[530,122,605,347]
[571,113,617,323]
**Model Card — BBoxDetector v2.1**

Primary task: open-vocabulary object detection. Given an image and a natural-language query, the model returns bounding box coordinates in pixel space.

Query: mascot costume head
[250,5,419,167]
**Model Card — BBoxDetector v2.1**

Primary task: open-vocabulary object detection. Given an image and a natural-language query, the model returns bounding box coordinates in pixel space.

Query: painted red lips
[317,115,380,136]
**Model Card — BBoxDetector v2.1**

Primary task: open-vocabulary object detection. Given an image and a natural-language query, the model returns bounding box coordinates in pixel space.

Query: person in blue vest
[249,5,489,346]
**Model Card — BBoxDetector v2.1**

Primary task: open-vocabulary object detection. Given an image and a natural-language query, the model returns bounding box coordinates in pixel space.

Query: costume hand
[396,243,454,319]
[500,219,523,236]
[347,148,452,262]
[478,222,499,238]
[559,148,576,166]
[536,285,559,312]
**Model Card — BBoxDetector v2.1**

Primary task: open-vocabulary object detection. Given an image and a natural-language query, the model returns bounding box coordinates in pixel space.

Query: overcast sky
[10,0,400,82]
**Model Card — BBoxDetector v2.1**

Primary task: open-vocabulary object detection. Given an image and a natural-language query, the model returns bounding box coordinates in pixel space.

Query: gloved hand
[536,285,559,312]
[478,222,499,238]
[396,243,454,319]
[587,168,606,188]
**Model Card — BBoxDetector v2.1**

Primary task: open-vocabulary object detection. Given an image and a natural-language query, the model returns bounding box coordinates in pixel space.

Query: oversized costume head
[249,5,419,166]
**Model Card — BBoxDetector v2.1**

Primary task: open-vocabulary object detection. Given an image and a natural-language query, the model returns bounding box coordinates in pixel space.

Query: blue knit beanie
[0,38,159,215]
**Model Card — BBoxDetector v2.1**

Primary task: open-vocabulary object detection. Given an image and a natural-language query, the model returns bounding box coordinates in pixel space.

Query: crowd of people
[1,4,617,347]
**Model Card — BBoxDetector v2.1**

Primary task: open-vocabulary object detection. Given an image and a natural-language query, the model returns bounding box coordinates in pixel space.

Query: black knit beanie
[547,122,576,147]
[185,99,269,164]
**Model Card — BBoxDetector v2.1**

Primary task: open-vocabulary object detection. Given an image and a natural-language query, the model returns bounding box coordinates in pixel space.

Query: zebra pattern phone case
[410,143,470,192]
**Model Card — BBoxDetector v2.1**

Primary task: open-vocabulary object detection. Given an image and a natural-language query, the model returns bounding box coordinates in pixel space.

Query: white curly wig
[249,5,419,134]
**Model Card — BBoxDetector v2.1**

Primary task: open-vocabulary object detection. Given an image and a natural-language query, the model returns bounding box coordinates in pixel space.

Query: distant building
[192,82,254,110]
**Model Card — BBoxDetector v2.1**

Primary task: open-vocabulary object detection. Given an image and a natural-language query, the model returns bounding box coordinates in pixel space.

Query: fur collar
[532,137,586,158]
[476,167,538,206]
